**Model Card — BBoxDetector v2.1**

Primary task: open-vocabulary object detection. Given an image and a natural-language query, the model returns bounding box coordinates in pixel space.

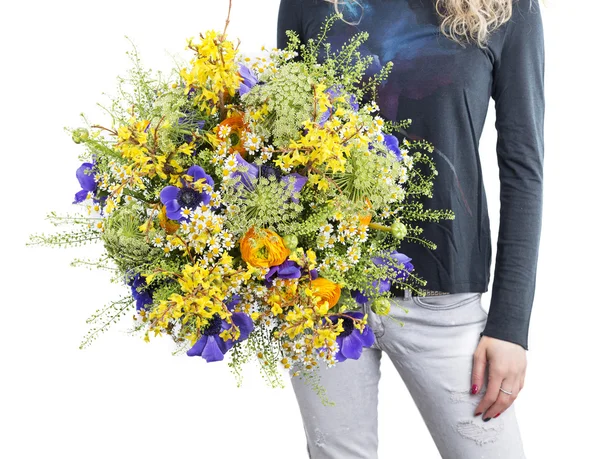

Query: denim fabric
[289,292,526,458]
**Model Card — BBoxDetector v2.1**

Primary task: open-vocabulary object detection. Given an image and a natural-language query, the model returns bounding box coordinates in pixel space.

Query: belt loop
[403,288,411,300]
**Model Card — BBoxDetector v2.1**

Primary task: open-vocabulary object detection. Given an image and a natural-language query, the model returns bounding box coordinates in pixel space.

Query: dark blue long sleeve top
[277,0,545,350]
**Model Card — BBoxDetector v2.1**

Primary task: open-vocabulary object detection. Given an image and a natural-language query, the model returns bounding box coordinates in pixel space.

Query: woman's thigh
[289,345,383,459]
[376,292,526,459]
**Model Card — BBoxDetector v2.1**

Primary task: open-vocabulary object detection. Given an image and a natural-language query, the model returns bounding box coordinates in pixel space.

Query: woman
[277,0,544,458]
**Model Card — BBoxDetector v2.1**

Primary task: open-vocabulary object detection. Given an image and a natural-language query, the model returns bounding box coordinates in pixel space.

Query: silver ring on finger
[499,386,513,395]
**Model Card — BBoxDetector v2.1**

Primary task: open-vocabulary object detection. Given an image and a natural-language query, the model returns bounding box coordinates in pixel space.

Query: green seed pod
[72,128,89,144]
[371,298,391,315]
[391,221,407,240]
[283,234,298,250]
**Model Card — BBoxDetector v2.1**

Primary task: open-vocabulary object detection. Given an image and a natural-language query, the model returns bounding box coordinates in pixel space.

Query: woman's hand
[471,336,527,420]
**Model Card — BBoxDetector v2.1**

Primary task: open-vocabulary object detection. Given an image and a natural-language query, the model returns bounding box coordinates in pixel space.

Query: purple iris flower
[318,85,359,126]
[186,296,254,362]
[372,251,414,281]
[231,154,307,203]
[383,134,404,161]
[238,64,258,96]
[352,251,414,304]
[265,259,302,288]
[73,162,97,203]
[128,273,153,311]
[330,311,375,362]
[159,165,214,221]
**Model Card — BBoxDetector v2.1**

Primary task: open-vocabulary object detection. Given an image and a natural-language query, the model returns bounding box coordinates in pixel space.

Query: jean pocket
[412,292,482,311]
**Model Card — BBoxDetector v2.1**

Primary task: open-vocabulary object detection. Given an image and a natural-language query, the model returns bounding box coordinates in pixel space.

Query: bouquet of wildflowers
[29,4,453,403]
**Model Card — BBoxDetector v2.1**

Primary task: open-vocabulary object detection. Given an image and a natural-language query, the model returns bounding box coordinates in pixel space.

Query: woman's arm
[473,0,545,421]
[482,0,545,351]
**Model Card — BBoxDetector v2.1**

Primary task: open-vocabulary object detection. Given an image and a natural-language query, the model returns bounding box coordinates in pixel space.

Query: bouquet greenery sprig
[29,3,453,404]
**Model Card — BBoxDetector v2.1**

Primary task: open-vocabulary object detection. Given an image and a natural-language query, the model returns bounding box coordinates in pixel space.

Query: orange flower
[311,277,342,309]
[240,227,290,268]
[158,206,179,234]
[216,114,247,157]
[359,198,372,227]
[359,214,372,227]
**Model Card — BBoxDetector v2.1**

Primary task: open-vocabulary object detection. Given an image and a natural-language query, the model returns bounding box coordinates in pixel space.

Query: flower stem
[368,222,391,232]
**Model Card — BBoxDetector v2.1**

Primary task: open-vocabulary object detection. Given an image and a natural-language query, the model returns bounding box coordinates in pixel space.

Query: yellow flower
[240,227,290,268]
[310,277,341,310]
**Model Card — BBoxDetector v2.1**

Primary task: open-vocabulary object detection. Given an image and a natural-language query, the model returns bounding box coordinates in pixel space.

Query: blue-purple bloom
[159,165,214,221]
[383,134,404,161]
[265,259,302,287]
[128,273,153,311]
[372,251,414,281]
[352,251,414,304]
[73,162,97,204]
[231,154,307,203]
[186,296,254,362]
[238,64,258,96]
[330,311,375,362]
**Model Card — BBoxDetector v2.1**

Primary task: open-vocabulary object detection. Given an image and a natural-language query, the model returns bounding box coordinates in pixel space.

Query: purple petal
[383,134,403,160]
[340,331,364,360]
[348,93,359,111]
[357,325,375,348]
[226,295,241,311]
[160,186,180,205]
[239,64,258,86]
[389,251,412,266]
[344,311,366,320]
[282,173,308,203]
[334,337,348,362]
[135,292,152,311]
[325,85,343,99]
[231,154,259,188]
[310,269,318,280]
[231,312,254,341]
[374,278,391,293]
[186,335,208,357]
[265,266,279,283]
[76,162,96,192]
[73,189,89,204]
[351,290,369,305]
[165,200,182,220]
[200,191,212,206]
[201,335,227,362]
[239,82,251,96]
[276,260,302,279]
[318,108,331,126]
[187,165,214,188]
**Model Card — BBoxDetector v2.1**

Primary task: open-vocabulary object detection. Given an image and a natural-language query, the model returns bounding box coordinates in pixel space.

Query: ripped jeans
[289,292,526,459]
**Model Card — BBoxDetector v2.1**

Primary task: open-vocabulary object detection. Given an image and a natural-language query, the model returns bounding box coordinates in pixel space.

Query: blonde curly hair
[323,0,522,47]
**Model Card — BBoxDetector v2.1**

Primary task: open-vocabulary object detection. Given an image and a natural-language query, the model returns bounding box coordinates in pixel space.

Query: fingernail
[494,413,501,418]
[483,417,492,422]
[475,412,482,416]
[471,384,479,395]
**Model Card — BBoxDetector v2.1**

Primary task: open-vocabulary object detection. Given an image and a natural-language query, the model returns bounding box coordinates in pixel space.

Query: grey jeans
[289,292,526,459]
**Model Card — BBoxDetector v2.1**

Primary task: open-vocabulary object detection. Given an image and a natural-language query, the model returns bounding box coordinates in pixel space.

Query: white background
[1,1,598,458]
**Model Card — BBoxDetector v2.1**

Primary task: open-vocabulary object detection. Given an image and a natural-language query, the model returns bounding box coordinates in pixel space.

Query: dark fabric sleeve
[277,0,304,50]
[481,0,545,350]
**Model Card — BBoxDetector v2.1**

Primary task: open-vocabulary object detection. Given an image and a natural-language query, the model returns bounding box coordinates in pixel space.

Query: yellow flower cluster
[115,116,193,186]
[144,255,252,345]
[275,116,371,191]
[180,30,243,116]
